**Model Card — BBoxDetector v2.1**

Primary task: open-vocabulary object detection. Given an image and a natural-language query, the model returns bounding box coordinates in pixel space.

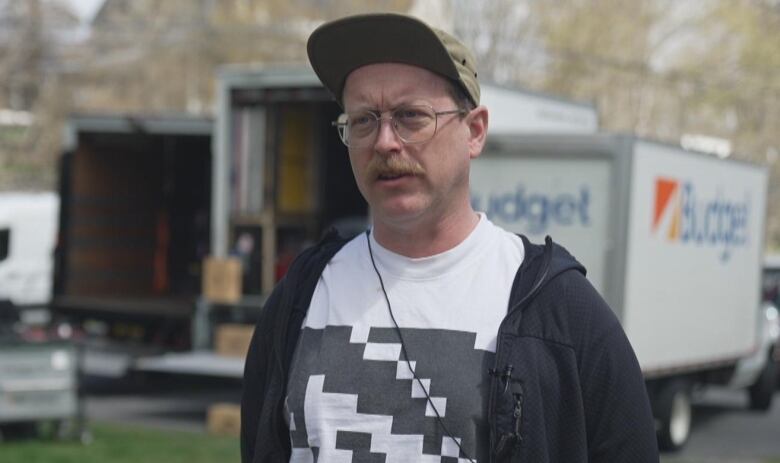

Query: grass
[0,422,240,463]
[5,422,780,463]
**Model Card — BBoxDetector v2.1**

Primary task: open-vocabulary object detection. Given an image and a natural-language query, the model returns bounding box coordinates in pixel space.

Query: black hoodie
[241,231,659,462]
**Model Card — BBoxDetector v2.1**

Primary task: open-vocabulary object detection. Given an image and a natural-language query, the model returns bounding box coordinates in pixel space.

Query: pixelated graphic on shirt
[287,325,494,463]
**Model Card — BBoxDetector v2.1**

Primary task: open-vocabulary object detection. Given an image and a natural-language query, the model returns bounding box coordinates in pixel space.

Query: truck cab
[0,192,59,311]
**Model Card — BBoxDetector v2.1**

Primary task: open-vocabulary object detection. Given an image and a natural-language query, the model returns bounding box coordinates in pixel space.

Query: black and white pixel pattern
[287,325,494,462]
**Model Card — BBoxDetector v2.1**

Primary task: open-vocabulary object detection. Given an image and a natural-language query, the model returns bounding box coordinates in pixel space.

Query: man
[242,13,658,463]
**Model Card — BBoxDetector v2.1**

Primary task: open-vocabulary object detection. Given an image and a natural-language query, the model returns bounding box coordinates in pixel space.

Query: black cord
[365,230,476,463]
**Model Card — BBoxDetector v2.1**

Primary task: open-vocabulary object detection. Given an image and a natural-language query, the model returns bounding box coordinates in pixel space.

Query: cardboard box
[207,403,241,437]
[202,256,242,303]
[214,323,254,358]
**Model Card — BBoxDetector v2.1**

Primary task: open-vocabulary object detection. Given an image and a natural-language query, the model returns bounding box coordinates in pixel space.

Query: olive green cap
[307,13,480,107]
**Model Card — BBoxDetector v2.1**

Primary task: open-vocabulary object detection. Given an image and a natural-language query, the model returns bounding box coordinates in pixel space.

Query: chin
[372,197,430,225]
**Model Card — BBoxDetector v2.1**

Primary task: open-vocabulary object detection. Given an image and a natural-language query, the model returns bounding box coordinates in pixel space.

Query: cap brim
[307,14,461,105]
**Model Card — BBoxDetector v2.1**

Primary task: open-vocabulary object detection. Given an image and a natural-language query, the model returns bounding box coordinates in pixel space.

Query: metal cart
[0,337,87,442]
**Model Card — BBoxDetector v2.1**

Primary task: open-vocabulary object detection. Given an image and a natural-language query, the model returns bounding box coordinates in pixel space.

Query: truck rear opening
[212,67,367,295]
[53,116,212,351]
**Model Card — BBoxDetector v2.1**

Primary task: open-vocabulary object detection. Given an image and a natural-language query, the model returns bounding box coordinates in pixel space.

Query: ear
[466,105,489,159]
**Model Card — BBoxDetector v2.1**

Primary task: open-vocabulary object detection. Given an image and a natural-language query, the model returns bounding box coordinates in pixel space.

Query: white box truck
[471,133,776,450]
[0,192,59,310]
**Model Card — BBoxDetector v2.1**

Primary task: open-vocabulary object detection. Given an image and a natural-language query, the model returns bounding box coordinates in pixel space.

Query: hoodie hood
[506,235,586,316]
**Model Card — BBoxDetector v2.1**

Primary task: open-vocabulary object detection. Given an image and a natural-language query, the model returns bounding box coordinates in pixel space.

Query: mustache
[366,156,426,179]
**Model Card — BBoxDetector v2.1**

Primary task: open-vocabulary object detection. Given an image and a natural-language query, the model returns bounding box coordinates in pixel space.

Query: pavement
[81,374,780,462]
[664,388,780,462]
[83,373,242,433]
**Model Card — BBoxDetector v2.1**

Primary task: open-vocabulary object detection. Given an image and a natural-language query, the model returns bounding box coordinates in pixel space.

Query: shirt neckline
[366,213,491,281]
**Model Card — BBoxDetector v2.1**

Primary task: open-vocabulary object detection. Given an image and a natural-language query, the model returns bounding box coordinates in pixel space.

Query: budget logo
[652,178,682,240]
[471,185,591,234]
[651,177,749,262]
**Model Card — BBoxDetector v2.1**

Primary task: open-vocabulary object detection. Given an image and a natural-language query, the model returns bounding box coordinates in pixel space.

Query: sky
[60,0,103,23]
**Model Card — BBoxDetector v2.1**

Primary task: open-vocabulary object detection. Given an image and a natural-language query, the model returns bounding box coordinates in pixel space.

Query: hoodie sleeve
[571,274,660,462]
[240,281,283,463]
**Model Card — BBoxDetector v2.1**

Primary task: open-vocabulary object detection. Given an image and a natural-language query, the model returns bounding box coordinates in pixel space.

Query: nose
[373,116,402,154]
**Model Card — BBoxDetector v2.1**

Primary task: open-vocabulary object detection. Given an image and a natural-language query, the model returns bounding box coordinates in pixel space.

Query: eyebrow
[346,99,436,114]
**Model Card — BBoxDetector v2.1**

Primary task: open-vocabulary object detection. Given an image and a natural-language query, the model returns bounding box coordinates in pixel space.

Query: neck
[371,207,480,258]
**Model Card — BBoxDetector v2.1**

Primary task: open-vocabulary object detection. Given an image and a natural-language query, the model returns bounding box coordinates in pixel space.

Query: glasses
[332,104,466,148]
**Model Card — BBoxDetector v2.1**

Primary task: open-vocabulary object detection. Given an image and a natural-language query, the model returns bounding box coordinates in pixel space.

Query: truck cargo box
[471,134,768,376]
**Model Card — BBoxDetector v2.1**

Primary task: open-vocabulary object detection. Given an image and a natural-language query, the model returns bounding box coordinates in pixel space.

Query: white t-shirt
[287,214,524,462]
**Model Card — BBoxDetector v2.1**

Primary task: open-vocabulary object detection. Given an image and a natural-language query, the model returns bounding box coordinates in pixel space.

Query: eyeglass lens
[338,105,438,147]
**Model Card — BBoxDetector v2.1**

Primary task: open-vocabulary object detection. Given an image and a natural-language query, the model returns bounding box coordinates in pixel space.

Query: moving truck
[471,133,776,451]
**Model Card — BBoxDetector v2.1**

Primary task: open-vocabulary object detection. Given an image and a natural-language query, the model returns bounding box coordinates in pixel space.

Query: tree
[465,0,779,247]
[0,0,78,189]
[70,0,412,114]
[665,0,780,245]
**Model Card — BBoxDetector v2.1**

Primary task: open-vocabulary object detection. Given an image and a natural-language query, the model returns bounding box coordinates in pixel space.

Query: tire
[749,352,777,411]
[654,379,693,452]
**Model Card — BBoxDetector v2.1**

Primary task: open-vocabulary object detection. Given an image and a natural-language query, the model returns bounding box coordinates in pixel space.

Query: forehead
[342,63,452,109]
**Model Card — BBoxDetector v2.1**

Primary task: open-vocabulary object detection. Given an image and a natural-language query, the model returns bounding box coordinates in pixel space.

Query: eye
[395,106,433,129]
[396,107,427,120]
[349,112,376,128]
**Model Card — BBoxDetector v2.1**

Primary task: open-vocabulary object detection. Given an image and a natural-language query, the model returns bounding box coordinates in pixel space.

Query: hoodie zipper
[489,237,553,462]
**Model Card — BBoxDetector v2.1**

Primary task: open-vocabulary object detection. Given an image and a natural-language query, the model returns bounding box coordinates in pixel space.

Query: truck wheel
[655,380,693,452]
[749,352,777,411]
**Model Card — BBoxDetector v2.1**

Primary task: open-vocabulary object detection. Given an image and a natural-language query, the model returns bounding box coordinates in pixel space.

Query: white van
[0,192,59,308]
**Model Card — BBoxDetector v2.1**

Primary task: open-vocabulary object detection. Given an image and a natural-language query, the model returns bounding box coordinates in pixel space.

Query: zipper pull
[512,388,524,441]
[493,377,525,459]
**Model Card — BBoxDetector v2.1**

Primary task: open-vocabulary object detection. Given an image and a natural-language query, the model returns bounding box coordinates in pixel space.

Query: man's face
[342,63,479,228]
